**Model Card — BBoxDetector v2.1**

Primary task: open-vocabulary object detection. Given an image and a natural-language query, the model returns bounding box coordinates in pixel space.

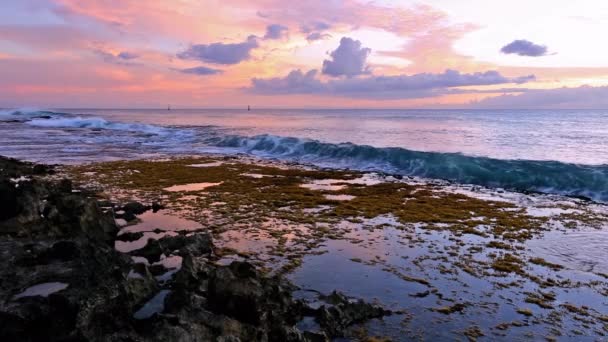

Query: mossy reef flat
[63,155,608,340]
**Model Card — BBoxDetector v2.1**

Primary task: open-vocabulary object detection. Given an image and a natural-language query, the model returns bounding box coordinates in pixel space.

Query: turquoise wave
[215,134,608,201]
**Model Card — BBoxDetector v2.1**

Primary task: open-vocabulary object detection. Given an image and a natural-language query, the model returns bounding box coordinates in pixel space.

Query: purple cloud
[306,32,331,41]
[322,37,371,77]
[301,22,331,41]
[251,70,323,94]
[500,40,548,57]
[117,51,138,60]
[250,69,535,99]
[93,49,139,65]
[264,24,288,40]
[301,21,331,34]
[177,35,259,65]
[471,85,608,108]
[179,65,222,76]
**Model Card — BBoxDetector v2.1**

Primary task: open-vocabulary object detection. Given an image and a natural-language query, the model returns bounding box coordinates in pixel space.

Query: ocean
[1,107,608,201]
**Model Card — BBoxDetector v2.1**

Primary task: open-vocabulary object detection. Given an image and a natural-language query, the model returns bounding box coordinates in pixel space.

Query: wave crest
[215,134,608,201]
[27,117,170,135]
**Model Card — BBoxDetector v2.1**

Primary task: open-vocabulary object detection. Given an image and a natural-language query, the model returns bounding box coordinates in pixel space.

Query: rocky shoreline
[0,156,391,342]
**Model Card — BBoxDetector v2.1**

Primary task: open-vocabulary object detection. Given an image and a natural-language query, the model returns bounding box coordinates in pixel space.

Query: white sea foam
[27,116,168,135]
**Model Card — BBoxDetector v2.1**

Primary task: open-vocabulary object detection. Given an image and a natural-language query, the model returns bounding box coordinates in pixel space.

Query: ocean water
[1,108,608,200]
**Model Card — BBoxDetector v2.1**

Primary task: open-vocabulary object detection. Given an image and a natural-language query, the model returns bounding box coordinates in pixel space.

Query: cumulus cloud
[177,35,259,65]
[264,24,288,40]
[250,69,536,99]
[500,39,548,57]
[471,85,608,108]
[179,65,222,75]
[322,37,371,77]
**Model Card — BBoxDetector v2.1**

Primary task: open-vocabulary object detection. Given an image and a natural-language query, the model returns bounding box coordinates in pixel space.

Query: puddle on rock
[163,182,222,192]
[133,290,170,320]
[13,282,69,299]
[115,231,178,253]
[527,228,608,274]
[240,173,273,179]
[324,194,355,201]
[119,211,202,233]
[288,218,608,340]
[188,161,224,167]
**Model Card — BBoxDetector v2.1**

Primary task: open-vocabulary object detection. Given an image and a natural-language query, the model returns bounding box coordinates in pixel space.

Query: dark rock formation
[0,157,140,341]
[0,156,392,342]
[315,291,392,337]
[130,233,213,263]
[115,231,144,242]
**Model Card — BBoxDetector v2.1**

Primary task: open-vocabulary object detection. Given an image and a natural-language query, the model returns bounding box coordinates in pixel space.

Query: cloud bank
[177,35,259,65]
[472,85,608,108]
[179,66,222,75]
[250,69,535,99]
[500,40,548,57]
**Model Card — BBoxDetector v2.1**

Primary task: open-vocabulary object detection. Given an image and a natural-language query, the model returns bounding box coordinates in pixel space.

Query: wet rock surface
[0,156,390,341]
[315,291,392,337]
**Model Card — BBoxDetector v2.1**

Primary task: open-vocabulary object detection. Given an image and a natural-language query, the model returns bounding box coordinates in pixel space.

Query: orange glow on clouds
[0,0,607,108]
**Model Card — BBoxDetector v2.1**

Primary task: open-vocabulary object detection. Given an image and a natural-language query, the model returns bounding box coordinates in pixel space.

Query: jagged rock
[0,157,139,341]
[0,156,393,342]
[116,231,144,242]
[126,263,159,306]
[314,291,392,337]
[303,331,330,342]
[151,201,164,213]
[130,233,213,263]
[122,201,149,215]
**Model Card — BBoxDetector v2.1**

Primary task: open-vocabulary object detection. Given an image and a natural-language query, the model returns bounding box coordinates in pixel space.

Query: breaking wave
[27,116,170,135]
[214,134,608,201]
[4,109,608,201]
[0,108,54,121]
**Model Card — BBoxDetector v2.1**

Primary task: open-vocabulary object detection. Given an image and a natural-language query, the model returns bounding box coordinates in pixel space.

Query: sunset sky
[2,0,608,108]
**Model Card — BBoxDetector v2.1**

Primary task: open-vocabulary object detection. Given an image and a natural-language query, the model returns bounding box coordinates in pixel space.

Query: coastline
[2,154,607,340]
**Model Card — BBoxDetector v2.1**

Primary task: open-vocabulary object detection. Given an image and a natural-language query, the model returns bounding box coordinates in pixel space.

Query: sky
[2,0,608,109]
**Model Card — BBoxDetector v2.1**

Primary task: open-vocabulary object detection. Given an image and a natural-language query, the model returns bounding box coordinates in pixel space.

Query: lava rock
[115,231,145,242]
[151,201,164,213]
[122,201,150,215]
[314,291,392,337]
[130,233,213,263]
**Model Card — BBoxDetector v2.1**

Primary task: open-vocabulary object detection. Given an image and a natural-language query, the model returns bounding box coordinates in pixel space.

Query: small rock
[122,201,149,215]
[116,232,145,242]
[151,201,164,213]
[314,291,391,337]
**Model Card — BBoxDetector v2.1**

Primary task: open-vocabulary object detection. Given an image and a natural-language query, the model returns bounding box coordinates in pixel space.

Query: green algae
[434,303,467,314]
[65,157,547,243]
[529,257,564,271]
[59,156,608,341]
[517,308,533,316]
[491,253,524,274]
